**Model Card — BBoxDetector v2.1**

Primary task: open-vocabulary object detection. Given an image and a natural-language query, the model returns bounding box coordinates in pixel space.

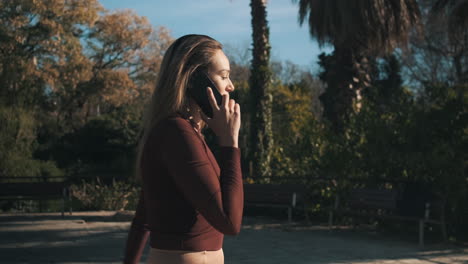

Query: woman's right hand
[200,87,240,148]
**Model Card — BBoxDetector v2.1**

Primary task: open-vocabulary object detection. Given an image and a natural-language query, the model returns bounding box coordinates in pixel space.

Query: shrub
[70,177,139,211]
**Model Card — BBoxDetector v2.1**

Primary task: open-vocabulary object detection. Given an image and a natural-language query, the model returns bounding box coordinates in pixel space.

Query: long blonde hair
[135,34,223,181]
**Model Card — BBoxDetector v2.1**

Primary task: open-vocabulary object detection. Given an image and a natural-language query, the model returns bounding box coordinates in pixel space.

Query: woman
[123,34,243,264]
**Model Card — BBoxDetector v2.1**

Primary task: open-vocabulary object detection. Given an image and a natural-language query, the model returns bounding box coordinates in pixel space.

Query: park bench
[243,183,309,223]
[328,187,447,247]
[0,181,73,218]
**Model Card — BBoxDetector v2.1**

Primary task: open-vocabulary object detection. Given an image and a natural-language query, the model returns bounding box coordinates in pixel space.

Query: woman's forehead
[209,50,230,71]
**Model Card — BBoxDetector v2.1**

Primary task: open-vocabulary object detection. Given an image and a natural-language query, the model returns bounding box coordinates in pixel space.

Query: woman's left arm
[123,189,150,264]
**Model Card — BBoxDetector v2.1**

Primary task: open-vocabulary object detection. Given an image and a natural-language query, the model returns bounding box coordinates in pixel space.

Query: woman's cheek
[215,80,225,91]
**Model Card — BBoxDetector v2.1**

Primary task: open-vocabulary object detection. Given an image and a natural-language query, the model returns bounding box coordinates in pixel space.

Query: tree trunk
[319,45,370,133]
[249,0,273,181]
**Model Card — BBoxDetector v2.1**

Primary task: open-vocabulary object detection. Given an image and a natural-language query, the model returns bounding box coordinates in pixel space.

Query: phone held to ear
[188,70,224,118]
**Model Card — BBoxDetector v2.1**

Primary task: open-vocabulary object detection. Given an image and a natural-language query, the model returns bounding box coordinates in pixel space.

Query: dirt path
[0,211,466,264]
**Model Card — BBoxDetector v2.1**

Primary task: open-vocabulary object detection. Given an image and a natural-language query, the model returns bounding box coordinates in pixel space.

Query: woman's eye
[221,76,229,80]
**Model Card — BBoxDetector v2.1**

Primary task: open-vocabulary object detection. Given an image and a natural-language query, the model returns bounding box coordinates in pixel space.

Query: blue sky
[99,0,333,72]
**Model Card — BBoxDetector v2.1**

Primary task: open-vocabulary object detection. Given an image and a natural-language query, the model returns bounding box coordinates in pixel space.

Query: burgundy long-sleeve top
[123,113,244,264]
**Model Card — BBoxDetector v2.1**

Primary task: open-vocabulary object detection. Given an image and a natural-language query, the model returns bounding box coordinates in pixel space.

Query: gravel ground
[0,211,466,264]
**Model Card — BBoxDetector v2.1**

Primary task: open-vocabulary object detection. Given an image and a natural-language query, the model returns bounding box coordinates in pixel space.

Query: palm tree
[295,0,421,132]
[249,0,274,180]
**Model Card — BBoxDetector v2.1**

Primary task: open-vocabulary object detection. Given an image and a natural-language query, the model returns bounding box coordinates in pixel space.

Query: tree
[0,1,173,180]
[249,0,274,180]
[0,0,103,108]
[431,0,468,43]
[48,9,172,131]
[0,0,101,179]
[42,10,172,176]
[0,106,63,178]
[399,0,467,97]
[295,0,421,132]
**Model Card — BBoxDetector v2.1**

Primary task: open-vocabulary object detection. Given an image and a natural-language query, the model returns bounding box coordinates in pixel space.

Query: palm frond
[294,0,422,55]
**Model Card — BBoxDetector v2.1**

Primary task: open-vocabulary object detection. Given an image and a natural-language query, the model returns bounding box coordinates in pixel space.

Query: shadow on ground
[0,212,466,264]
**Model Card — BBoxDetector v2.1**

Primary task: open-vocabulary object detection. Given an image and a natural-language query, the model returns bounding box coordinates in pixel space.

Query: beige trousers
[146,247,224,264]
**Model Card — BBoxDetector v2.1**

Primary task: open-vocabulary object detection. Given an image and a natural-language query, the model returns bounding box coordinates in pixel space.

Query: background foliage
[0,0,466,241]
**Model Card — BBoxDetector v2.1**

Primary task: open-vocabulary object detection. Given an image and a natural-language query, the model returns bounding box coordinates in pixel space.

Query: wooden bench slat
[0,183,67,197]
[243,183,308,223]
[0,182,73,217]
[329,186,447,247]
[347,189,398,210]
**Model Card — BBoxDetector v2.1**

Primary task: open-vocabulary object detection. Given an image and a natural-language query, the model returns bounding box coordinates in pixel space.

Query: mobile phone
[188,70,223,118]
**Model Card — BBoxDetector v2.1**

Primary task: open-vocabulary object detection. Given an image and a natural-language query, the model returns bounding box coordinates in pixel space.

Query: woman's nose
[226,79,235,92]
